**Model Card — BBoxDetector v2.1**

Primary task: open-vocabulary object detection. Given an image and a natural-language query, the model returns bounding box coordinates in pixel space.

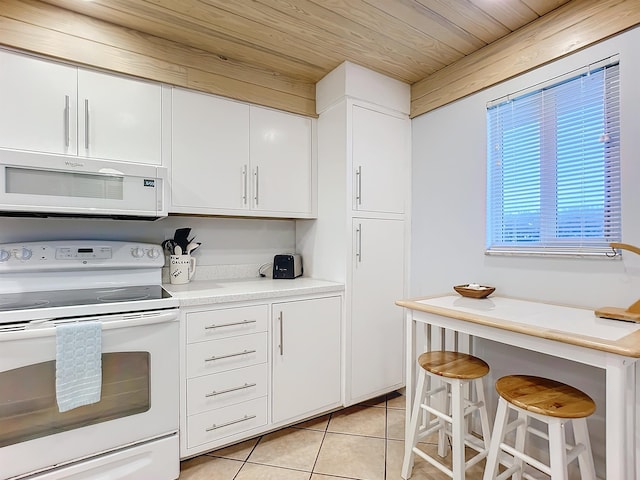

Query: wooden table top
[396,295,640,358]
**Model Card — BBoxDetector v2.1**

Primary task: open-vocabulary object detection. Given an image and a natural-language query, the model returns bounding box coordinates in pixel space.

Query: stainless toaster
[273,254,303,279]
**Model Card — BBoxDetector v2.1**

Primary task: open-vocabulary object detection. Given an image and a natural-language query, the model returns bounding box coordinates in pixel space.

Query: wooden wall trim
[410,0,640,118]
[0,0,317,117]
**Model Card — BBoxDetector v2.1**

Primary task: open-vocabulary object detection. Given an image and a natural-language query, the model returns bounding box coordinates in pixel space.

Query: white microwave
[0,149,167,219]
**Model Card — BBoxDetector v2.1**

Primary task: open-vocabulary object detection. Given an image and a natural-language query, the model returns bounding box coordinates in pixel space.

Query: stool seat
[495,375,595,419]
[419,351,490,379]
[483,375,597,480]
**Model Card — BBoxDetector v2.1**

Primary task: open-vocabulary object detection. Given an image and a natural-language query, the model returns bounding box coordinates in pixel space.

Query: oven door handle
[0,310,179,341]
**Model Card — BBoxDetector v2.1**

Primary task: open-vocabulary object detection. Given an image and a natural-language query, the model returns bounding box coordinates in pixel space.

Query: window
[486,58,621,256]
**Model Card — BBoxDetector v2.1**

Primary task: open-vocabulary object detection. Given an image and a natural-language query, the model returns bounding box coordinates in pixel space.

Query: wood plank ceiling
[2,0,639,117]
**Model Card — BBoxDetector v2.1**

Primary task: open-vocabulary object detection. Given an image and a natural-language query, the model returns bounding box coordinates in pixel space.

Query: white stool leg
[483,397,510,480]
[548,419,569,480]
[450,379,465,480]
[512,409,528,480]
[474,377,492,451]
[435,377,449,458]
[572,418,597,480]
[402,368,427,479]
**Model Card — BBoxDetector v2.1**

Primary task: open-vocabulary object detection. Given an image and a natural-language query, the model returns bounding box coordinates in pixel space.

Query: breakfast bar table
[396,295,640,479]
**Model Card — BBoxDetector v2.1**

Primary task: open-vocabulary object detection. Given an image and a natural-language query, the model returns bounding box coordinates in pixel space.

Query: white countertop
[163,277,344,307]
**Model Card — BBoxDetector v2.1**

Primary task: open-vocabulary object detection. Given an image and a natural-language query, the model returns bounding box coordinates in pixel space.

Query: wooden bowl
[453,284,495,299]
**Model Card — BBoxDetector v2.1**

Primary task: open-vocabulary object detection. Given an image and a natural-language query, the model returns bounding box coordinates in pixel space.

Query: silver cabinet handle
[205,382,257,398]
[84,99,90,149]
[64,95,70,147]
[242,165,248,205]
[356,166,362,205]
[254,166,259,206]
[278,311,284,356]
[356,223,362,263]
[205,319,256,330]
[206,414,256,432]
[204,349,256,362]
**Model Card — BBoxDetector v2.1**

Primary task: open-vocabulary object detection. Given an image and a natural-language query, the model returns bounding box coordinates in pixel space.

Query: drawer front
[186,332,267,378]
[187,363,268,415]
[186,305,268,343]
[187,397,268,448]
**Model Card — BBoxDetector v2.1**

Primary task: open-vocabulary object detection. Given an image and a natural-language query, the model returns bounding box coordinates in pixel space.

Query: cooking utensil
[173,228,191,251]
[186,242,201,255]
[174,245,182,255]
[161,239,177,255]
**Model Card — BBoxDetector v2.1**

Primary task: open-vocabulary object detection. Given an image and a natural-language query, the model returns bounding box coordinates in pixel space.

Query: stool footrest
[495,464,520,480]
[566,442,586,465]
[420,402,452,424]
[412,447,453,478]
[500,442,551,476]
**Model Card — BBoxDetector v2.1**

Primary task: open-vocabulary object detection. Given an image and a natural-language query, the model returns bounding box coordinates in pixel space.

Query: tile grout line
[231,434,264,480]
[307,412,331,480]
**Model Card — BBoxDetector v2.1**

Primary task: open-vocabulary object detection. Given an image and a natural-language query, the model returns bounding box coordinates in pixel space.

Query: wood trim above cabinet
[0,0,316,117]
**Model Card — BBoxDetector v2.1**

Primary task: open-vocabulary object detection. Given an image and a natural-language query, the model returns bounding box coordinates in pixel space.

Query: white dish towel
[55,321,103,413]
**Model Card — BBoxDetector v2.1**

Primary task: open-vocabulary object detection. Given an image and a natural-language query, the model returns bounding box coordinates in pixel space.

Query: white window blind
[486,59,621,256]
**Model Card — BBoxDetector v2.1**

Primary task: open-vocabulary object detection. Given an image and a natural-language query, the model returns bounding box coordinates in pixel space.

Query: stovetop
[0,285,169,312]
[0,241,178,324]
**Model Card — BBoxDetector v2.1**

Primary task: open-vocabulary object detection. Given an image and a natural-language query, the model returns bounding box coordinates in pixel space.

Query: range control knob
[0,249,10,262]
[131,247,146,258]
[147,248,161,259]
[15,248,32,260]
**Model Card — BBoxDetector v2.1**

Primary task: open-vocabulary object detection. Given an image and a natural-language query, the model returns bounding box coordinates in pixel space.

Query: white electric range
[0,240,180,480]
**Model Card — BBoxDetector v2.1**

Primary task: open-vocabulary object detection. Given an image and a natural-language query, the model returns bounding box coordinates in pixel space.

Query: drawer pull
[205,319,257,330]
[206,414,257,432]
[205,382,257,398]
[204,349,256,362]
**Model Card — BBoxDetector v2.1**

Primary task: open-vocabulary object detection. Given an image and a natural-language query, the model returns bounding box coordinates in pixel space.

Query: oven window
[0,352,149,447]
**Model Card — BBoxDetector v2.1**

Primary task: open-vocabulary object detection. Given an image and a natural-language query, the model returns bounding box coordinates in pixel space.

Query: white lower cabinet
[182,305,269,455]
[272,296,342,424]
[180,294,343,458]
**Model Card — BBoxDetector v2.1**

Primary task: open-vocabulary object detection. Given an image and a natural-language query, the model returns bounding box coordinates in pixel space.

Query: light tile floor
[179,391,486,480]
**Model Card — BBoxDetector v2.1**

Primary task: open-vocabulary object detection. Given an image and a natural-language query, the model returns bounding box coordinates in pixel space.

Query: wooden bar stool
[483,375,597,480]
[401,351,492,480]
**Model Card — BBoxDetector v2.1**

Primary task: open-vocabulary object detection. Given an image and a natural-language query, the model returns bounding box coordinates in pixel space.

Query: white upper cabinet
[0,49,162,165]
[170,88,249,213]
[77,69,162,165]
[352,105,408,214]
[249,106,313,216]
[169,89,315,218]
[0,50,78,155]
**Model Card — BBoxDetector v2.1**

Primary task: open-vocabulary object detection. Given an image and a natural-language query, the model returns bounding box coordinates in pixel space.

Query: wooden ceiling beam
[410,0,640,118]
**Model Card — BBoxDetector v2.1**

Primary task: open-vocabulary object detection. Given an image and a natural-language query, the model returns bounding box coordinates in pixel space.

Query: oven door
[0,309,178,480]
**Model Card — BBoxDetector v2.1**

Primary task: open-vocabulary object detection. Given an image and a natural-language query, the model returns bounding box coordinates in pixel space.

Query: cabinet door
[350,218,405,402]
[0,50,77,155]
[272,296,341,423]
[171,89,249,212]
[78,69,162,165]
[250,106,312,215]
[352,105,408,214]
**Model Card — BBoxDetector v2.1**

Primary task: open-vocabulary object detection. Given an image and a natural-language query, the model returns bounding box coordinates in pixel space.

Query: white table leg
[605,355,635,479]
[405,312,417,439]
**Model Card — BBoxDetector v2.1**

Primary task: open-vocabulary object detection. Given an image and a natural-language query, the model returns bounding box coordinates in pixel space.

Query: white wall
[0,216,296,271]
[411,26,640,475]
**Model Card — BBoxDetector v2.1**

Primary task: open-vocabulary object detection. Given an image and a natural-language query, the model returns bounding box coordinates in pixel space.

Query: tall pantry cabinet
[297,62,410,405]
